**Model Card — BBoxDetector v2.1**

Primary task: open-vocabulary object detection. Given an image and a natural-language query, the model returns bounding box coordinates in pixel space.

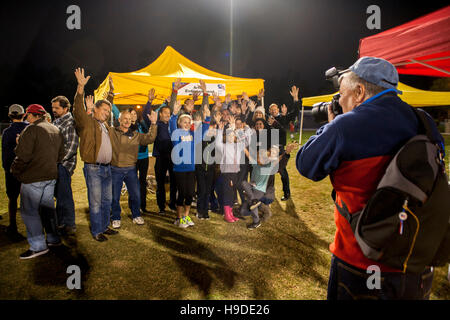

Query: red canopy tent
[358,6,450,77]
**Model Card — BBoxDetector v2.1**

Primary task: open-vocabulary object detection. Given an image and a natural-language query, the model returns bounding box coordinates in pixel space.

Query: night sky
[0,0,448,120]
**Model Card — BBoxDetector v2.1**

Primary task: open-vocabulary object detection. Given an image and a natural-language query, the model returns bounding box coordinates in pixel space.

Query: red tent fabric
[359,6,450,77]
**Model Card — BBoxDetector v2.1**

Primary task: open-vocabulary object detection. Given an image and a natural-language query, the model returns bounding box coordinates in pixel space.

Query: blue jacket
[296,89,444,271]
[169,115,210,172]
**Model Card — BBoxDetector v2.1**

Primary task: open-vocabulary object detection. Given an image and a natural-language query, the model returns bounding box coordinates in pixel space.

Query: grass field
[0,131,449,300]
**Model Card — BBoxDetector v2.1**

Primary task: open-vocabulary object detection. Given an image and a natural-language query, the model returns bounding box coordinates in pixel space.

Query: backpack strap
[410,107,446,168]
[331,189,360,232]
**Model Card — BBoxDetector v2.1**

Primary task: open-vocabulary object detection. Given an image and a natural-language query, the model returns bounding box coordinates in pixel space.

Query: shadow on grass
[0,225,27,249]
[267,197,330,289]
[31,236,90,297]
[147,222,238,299]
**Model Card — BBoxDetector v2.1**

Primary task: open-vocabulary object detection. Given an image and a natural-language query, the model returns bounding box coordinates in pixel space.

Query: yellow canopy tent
[94,46,264,105]
[302,82,450,107]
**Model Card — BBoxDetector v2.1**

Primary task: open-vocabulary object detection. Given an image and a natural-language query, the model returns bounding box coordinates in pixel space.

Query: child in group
[169,101,210,228]
[240,142,297,229]
[215,115,245,223]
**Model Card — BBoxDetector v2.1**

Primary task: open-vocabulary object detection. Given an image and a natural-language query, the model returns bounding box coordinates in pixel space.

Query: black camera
[311,93,342,124]
[311,67,344,123]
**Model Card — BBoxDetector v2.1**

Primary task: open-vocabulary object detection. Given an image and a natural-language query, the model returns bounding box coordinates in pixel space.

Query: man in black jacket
[2,104,28,240]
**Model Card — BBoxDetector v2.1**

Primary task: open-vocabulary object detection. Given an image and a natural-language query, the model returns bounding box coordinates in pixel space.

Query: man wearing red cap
[11,104,65,259]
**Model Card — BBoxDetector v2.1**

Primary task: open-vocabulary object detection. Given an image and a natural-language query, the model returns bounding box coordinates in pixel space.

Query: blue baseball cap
[348,56,401,93]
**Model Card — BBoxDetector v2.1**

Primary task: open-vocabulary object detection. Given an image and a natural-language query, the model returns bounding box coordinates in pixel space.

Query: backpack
[334,107,450,273]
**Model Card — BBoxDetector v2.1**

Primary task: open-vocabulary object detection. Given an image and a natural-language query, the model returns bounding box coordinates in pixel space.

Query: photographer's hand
[327,104,336,123]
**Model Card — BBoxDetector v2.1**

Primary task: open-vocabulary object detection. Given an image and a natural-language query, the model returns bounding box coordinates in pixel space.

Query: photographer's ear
[355,83,366,104]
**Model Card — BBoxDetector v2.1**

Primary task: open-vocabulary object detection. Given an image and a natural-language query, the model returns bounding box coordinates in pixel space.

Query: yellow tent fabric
[94,46,264,105]
[302,82,450,107]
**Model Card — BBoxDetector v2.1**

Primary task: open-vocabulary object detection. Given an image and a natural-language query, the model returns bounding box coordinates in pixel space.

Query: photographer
[296,57,443,300]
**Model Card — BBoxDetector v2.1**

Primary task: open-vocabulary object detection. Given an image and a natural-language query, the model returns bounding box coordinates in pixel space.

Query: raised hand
[192,90,200,102]
[257,88,264,100]
[248,99,256,112]
[108,76,114,92]
[85,95,95,112]
[225,93,231,104]
[267,115,275,126]
[199,79,207,94]
[290,85,299,102]
[147,110,157,124]
[286,141,299,154]
[173,78,183,91]
[242,92,249,101]
[148,88,156,101]
[281,104,288,116]
[173,99,182,115]
[165,95,171,104]
[74,68,91,87]
[212,91,220,103]
[213,111,222,125]
[229,114,236,126]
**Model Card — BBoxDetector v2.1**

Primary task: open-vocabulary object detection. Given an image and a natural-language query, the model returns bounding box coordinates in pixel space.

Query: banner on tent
[174,82,226,96]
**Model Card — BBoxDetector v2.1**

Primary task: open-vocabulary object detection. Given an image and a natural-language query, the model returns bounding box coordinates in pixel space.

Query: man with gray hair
[296,56,444,299]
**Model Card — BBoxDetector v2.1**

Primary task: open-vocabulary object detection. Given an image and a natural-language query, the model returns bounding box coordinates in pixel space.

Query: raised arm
[139,111,158,145]
[73,67,91,129]
[169,78,182,113]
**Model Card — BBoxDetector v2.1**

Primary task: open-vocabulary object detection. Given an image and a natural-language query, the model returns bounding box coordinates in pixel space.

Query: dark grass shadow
[0,224,27,249]
[31,237,90,297]
[147,223,238,299]
[262,197,330,288]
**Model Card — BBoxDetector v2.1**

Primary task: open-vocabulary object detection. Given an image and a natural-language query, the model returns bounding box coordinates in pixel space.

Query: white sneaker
[178,217,189,228]
[185,216,195,226]
[133,216,145,225]
[112,220,121,229]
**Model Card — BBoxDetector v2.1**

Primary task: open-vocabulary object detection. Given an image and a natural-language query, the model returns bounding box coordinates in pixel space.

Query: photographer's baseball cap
[26,104,46,115]
[348,56,401,93]
[8,104,25,115]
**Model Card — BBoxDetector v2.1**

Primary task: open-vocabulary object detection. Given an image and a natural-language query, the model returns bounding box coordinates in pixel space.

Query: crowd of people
[2,67,301,258]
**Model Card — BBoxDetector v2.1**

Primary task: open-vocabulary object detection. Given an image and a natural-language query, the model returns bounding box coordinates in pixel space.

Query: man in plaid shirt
[52,96,79,235]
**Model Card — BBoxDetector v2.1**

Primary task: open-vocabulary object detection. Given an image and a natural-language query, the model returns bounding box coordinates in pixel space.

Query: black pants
[174,171,195,206]
[195,166,215,215]
[279,146,290,196]
[222,172,238,207]
[136,157,149,210]
[327,255,434,300]
[236,163,250,203]
[155,155,177,210]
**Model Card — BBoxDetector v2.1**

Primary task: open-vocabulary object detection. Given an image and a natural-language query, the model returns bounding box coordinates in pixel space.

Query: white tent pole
[409,59,450,76]
[299,104,304,146]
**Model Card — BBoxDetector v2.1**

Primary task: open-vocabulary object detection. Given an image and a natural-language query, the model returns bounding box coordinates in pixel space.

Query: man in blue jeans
[109,110,157,228]
[11,104,65,259]
[52,95,79,235]
[73,67,117,242]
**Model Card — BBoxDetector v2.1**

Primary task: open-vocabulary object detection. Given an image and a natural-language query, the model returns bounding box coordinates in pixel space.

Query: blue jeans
[55,164,76,228]
[239,181,265,223]
[327,255,434,300]
[20,180,59,251]
[83,164,112,236]
[111,166,141,221]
